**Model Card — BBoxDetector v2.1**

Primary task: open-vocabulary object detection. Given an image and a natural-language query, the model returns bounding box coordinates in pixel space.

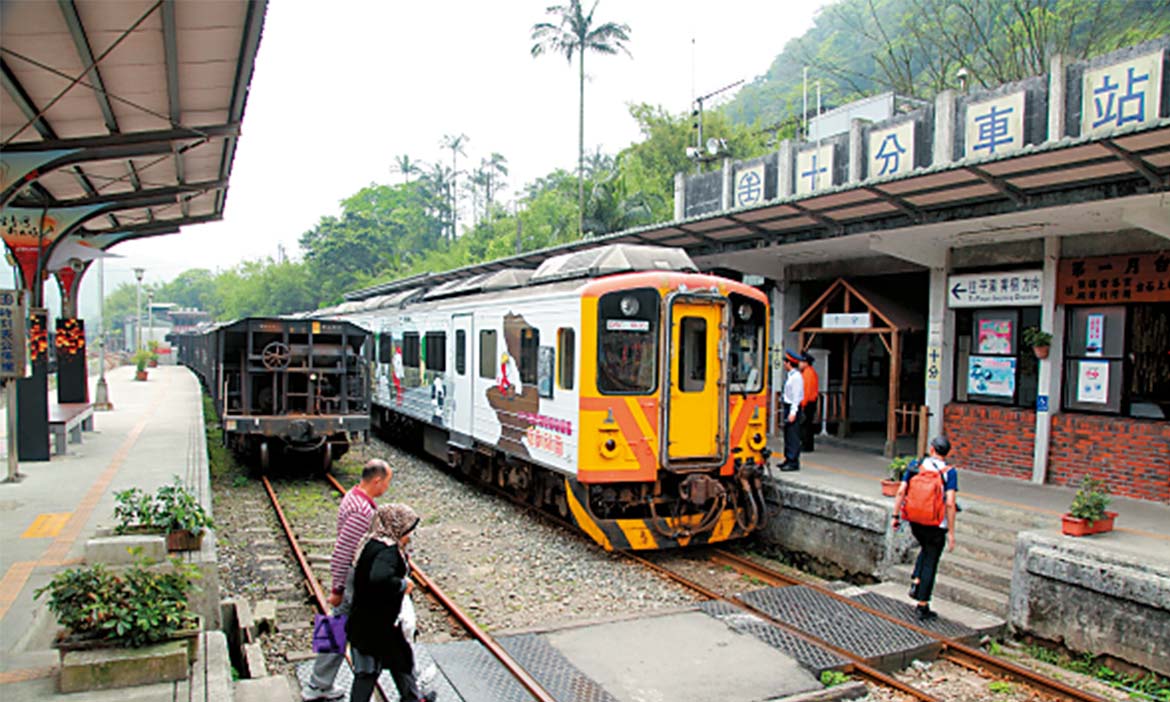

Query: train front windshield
[597,288,660,394]
[729,293,766,394]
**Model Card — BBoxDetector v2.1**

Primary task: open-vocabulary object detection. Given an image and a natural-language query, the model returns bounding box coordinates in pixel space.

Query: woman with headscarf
[345,503,435,702]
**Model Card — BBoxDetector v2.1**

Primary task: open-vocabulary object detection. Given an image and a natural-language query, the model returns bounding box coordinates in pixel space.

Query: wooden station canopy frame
[788,278,925,457]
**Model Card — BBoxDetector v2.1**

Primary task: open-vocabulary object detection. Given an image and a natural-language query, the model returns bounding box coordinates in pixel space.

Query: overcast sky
[64,0,823,319]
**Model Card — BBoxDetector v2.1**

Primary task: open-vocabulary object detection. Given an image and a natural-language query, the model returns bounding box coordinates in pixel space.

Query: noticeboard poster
[1085,313,1104,357]
[1076,360,1110,404]
[977,318,1013,354]
[968,355,1016,398]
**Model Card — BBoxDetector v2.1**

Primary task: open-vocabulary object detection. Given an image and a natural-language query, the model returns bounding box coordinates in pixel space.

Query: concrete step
[235,675,299,702]
[961,500,1055,531]
[952,534,1015,565]
[937,553,1012,593]
[888,563,1008,618]
[952,511,1028,547]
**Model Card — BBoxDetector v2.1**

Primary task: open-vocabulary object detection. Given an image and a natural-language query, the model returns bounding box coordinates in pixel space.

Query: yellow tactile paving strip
[20,513,71,539]
[804,458,1170,542]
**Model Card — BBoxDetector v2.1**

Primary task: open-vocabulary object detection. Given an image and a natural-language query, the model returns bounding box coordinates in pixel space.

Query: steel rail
[710,549,1112,702]
[260,476,390,702]
[621,550,941,702]
[323,473,557,702]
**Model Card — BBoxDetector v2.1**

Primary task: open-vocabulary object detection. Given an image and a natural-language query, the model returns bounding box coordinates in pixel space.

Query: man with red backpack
[891,436,957,621]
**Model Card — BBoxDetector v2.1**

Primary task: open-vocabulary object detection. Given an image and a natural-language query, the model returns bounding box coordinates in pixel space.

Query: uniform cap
[784,349,801,364]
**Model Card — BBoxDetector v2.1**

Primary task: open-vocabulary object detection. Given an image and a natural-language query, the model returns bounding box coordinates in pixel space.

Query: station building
[663,39,1170,504]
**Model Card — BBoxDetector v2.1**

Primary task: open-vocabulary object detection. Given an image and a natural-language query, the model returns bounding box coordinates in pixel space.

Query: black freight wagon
[175,317,370,471]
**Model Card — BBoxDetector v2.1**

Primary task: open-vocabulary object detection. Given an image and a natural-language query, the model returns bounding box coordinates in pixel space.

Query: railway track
[260,472,557,702]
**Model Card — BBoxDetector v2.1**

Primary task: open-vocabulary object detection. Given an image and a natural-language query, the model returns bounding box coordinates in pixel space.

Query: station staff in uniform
[799,351,819,452]
[779,349,804,471]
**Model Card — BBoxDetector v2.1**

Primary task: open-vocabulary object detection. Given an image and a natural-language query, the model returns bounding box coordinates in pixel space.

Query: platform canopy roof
[1,0,267,245]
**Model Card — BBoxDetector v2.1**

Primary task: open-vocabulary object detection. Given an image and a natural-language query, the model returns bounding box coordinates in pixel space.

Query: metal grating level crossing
[737,586,940,670]
[852,592,978,641]
[699,600,850,674]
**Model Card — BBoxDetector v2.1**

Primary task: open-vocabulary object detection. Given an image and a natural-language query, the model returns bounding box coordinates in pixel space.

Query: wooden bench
[49,402,95,456]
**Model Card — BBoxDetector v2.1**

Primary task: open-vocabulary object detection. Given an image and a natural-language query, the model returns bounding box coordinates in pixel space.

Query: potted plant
[132,349,151,381]
[147,340,160,368]
[35,558,201,691]
[1061,477,1117,536]
[883,455,914,497]
[1022,326,1053,359]
[114,479,214,551]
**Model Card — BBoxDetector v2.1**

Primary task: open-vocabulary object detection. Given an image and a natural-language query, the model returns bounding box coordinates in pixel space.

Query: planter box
[58,639,189,692]
[880,479,901,497]
[1061,511,1117,536]
[166,529,204,552]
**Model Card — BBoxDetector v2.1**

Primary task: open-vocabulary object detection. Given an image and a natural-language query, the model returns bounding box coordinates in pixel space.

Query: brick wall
[944,403,1170,503]
[1048,413,1170,502]
[943,403,1036,479]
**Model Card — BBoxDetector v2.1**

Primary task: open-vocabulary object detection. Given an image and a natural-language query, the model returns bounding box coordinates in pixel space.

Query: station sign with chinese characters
[869,121,915,178]
[0,290,30,380]
[1082,51,1164,137]
[947,270,1043,308]
[796,143,835,195]
[965,91,1027,158]
[1057,252,1170,305]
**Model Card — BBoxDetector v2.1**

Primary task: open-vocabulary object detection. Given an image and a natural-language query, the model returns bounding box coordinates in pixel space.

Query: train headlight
[748,431,766,451]
[620,295,640,316]
[600,437,619,459]
[737,303,753,321]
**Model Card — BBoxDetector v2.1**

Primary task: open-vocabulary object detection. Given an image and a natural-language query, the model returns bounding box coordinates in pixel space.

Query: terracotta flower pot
[880,479,901,497]
[1061,511,1117,536]
[1033,344,1050,359]
[135,370,148,381]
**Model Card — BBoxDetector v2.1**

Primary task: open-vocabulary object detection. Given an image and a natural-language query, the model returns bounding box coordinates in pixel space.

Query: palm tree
[440,133,468,240]
[483,152,509,215]
[391,154,421,184]
[531,1,631,237]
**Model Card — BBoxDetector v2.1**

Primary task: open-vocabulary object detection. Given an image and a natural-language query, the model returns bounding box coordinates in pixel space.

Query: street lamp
[94,256,112,410]
[133,267,145,353]
[147,292,154,351]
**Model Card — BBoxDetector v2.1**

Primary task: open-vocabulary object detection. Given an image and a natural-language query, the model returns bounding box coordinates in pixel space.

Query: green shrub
[113,478,213,535]
[1069,477,1111,522]
[35,559,198,648]
[1022,326,1053,348]
[820,670,850,687]
[888,455,915,480]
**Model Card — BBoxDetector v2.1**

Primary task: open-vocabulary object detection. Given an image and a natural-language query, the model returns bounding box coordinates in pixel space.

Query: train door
[450,314,473,444]
[665,296,727,463]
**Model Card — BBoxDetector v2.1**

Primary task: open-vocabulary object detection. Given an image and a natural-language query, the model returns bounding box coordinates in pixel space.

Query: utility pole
[94,256,111,410]
[689,79,743,173]
[133,267,144,353]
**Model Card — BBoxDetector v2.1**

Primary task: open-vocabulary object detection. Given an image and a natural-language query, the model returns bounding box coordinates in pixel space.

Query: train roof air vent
[528,244,697,284]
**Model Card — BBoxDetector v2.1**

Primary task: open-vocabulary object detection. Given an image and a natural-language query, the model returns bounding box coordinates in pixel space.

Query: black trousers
[909,522,948,603]
[801,398,818,451]
[350,670,421,702]
[782,403,802,467]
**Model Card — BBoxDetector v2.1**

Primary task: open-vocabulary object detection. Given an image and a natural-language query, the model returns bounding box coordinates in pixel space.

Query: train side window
[679,317,707,393]
[456,330,466,375]
[520,328,539,385]
[479,330,497,379]
[425,332,446,372]
[402,333,420,368]
[558,328,575,390]
[378,332,393,364]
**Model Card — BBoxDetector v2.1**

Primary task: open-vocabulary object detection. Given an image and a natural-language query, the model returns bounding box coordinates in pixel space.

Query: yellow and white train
[325,244,771,550]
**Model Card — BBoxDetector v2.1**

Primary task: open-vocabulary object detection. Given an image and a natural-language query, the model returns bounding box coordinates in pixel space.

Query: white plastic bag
[396,593,417,642]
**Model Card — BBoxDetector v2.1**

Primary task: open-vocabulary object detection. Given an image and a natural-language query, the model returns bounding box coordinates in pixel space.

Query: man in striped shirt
[303,459,392,701]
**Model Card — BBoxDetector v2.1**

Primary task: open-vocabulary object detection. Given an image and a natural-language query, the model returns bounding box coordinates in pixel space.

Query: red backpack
[903,463,949,526]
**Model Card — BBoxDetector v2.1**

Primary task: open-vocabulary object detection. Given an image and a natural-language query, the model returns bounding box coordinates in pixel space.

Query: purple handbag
[311,614,347,654]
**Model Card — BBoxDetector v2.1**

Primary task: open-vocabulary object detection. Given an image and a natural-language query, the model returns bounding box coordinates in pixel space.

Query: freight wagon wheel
[261,341,291,370]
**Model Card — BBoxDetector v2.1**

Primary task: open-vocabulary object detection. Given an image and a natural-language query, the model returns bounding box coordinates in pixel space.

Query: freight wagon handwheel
[261,341,291,370]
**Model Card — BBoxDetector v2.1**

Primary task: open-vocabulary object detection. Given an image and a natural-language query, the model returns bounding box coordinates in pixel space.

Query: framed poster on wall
[1076,360,1110,404]
[977,318,1014,354]
[967,355,1016,398]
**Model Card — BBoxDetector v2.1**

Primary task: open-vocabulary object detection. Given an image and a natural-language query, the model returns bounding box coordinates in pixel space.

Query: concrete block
[1010,531,1170,677]
[254,599,278,634]
[780,680,869,701]
[203,631,233,702]
[236,598,256,641]
[84,534,167,565]
[58,640,188,693]
[235,675,299,702]
[242,641,268,678]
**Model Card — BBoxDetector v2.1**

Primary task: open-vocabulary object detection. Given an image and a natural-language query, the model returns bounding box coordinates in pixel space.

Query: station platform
[0,364,218,701]
[771,439,1170,551]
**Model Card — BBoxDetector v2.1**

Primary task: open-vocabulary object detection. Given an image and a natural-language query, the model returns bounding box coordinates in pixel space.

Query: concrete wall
[1010,532,1170,677]
[762,478,914,579]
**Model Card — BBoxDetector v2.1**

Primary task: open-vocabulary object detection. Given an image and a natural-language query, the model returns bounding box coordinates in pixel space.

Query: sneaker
[915,605,938,621]
[302,687,345,701]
